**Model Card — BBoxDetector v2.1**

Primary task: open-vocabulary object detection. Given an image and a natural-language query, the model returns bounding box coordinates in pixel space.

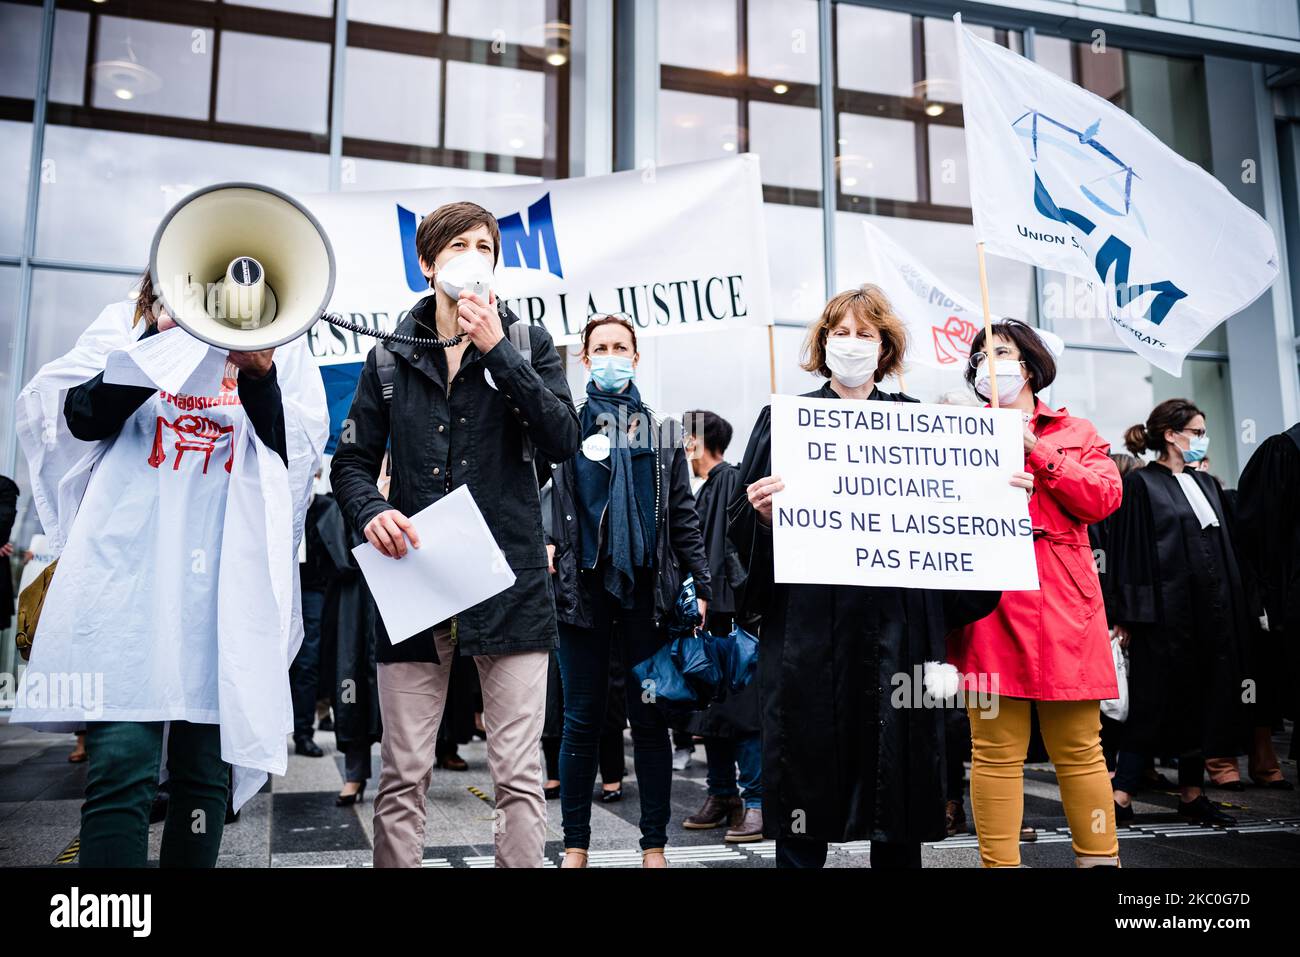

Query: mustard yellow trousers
[967,697,1119,868]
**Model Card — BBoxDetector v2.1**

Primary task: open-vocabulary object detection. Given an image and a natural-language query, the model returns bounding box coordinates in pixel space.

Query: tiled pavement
[2,714,1298,868]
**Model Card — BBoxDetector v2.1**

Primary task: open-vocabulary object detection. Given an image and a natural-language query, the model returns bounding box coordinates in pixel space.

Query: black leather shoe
[294,737,324,757]
[436,753,468,771]
[1212,779,1246,792]
[599,787,623,803]
[1178,795,1237,826]
[336,783,365,807]
[544,784,561,800]
[1114,800,1134,826]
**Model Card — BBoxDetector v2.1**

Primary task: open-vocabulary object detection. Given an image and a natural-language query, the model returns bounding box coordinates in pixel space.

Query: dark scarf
[578,381,656,607]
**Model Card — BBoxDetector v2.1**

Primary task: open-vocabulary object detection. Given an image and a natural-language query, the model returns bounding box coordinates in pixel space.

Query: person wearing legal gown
[1106,399,1252,826]
[727,285,1019,869]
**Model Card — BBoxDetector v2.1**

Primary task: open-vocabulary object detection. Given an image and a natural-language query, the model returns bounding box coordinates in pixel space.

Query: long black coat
[685,462,759,738]
[1101,463,1250,757]
[312,494,382,752]
[729,384,1000,846]
[331,296,580,663]
[0,475,16,632]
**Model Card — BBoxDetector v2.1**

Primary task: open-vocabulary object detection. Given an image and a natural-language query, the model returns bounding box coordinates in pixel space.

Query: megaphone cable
[322,311,465,349]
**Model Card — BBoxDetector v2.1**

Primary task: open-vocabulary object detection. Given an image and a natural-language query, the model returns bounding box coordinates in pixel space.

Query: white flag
[955,15,1278,375]
[861,220,1064,370]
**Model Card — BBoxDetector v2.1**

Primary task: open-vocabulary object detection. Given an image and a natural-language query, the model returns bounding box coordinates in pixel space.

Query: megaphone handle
[322,312,463,349]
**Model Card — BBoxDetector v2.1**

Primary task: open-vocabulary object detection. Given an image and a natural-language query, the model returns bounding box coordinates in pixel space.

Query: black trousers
[775,836,922,869]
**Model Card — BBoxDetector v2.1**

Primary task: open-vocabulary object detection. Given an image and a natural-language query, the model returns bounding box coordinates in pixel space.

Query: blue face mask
[589,356,635,393]
[1182,434,1209,463]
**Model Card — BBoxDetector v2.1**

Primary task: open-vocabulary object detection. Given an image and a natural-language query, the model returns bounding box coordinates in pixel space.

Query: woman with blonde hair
[728,285,1025,868]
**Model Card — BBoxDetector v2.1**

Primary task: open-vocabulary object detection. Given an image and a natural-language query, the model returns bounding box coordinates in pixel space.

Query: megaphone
[148,182,337,352]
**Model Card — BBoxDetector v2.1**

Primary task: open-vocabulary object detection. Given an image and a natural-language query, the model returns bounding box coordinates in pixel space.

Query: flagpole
[976,241,999,408]
[767,324,777,394]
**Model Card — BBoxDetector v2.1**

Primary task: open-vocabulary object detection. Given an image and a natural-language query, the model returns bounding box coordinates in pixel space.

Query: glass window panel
[344,47,441,147]
[749,100,821,191]
[1051,350,1236,475]
[216,32,330,133]
[35,125,329,266]
[922,17,993,104]
[1192,0,1300,39]
[0,121,31,255]
[0,264,19,462]
[50,7,89,106]
[443,61,546,159]
[349,0,444,32]
[227,0,334,15]
[90,17,213,120]
[0,1,42,100]
[837,114,917,202]
[747,0,819,84]
[657,89,739,165]
[927,123,968,207]
[836,4,912,97]
[764,202,825,322]
[658,0,737,74]
[340,156,538,191]
[1034,34,1075,83]
[447,0,548,47]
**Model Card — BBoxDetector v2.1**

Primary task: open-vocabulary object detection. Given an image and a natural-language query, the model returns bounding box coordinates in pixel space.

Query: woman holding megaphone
[730,285,1020,869]
[9,264,329,867]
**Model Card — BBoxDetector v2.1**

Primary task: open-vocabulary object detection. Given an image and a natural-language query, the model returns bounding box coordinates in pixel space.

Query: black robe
[1234,424,1300,756]
[1102,463,1250,757]
[727,384,1000,846]
[0,475,17,632]
[313,494,382,754]
[685,461,760,738]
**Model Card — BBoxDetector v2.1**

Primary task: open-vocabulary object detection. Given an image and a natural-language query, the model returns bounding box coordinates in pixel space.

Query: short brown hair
[580,313,638,357]
[415,201,501,273]
[801,285,907,383]
[964,319,1057,398]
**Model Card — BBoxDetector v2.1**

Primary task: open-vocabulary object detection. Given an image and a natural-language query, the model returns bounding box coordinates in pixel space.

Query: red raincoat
[947,400,1123,701]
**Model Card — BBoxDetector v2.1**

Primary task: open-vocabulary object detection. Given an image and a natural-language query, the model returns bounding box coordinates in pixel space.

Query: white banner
[956,16,1278,375]
[861,220,985,369]
[297,155,773,367]
[769,394,1039,591]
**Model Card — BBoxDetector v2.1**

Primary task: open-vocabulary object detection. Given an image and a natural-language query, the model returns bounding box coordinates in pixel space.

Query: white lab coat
[10,300,329,810]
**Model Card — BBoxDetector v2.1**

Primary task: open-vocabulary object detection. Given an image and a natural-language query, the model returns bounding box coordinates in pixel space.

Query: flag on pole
[954,15,1279,375]
[862,219,1064,370]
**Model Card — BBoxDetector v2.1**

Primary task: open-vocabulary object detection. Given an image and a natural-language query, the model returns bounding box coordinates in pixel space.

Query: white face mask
[974,359,1027,405]
[825,337,880,388]
[434,249,495,300]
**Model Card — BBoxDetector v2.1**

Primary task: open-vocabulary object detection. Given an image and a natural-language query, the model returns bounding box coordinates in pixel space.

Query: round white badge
[582,433,612,462]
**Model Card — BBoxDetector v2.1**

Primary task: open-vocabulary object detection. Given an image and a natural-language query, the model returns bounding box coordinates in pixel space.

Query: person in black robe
[1105,400,1251,825]
[310,490,382,805]
[727,287,1004,869]
[1234,422,1300,767]
[679,410,764,841]
[0,474,17,633]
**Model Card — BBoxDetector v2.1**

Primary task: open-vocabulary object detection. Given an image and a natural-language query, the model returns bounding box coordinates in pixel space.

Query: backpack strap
[508,321,536,465]
[374,343,397,407]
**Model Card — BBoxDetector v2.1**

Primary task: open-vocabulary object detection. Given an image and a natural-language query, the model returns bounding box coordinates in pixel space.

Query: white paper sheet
[104,327,227,395]
[351,485,517,645]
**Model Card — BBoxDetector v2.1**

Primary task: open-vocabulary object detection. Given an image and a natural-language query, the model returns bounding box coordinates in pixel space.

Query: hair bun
[1123,424,1147,456]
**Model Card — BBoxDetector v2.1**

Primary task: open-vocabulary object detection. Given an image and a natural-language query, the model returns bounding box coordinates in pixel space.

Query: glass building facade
[3,0,1300,680]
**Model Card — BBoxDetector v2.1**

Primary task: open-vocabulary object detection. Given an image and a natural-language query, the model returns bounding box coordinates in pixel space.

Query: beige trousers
[372,627,550,868]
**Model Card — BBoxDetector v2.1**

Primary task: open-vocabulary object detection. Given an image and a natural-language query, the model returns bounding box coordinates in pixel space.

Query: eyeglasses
[586,312,635,328]
[968,352,1023,371]
[1179,428,1208,439]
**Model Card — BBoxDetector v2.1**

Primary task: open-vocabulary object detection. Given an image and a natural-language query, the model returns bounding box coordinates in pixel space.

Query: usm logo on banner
[397,193,565,292]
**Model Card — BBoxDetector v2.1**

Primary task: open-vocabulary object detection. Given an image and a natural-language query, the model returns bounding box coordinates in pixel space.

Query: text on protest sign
[769,394,1039,591]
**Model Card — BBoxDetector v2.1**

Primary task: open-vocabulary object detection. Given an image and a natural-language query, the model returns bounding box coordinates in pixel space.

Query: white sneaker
[671,748,693,771]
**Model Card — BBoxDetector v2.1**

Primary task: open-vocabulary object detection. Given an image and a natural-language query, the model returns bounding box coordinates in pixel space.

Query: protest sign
[769,394,1039,591]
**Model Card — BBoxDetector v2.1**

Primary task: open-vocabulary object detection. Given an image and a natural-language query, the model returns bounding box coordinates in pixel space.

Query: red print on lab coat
[148,414,235,474]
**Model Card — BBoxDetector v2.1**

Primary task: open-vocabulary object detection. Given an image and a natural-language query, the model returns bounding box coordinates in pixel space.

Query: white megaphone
[148,182,336,352]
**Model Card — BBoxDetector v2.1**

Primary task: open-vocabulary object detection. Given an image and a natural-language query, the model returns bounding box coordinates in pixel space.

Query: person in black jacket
[330,201,579,869]
[678,410,764,842]
[0,474,17,634]
[728,286,1008,869]
[546,313,711,868]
